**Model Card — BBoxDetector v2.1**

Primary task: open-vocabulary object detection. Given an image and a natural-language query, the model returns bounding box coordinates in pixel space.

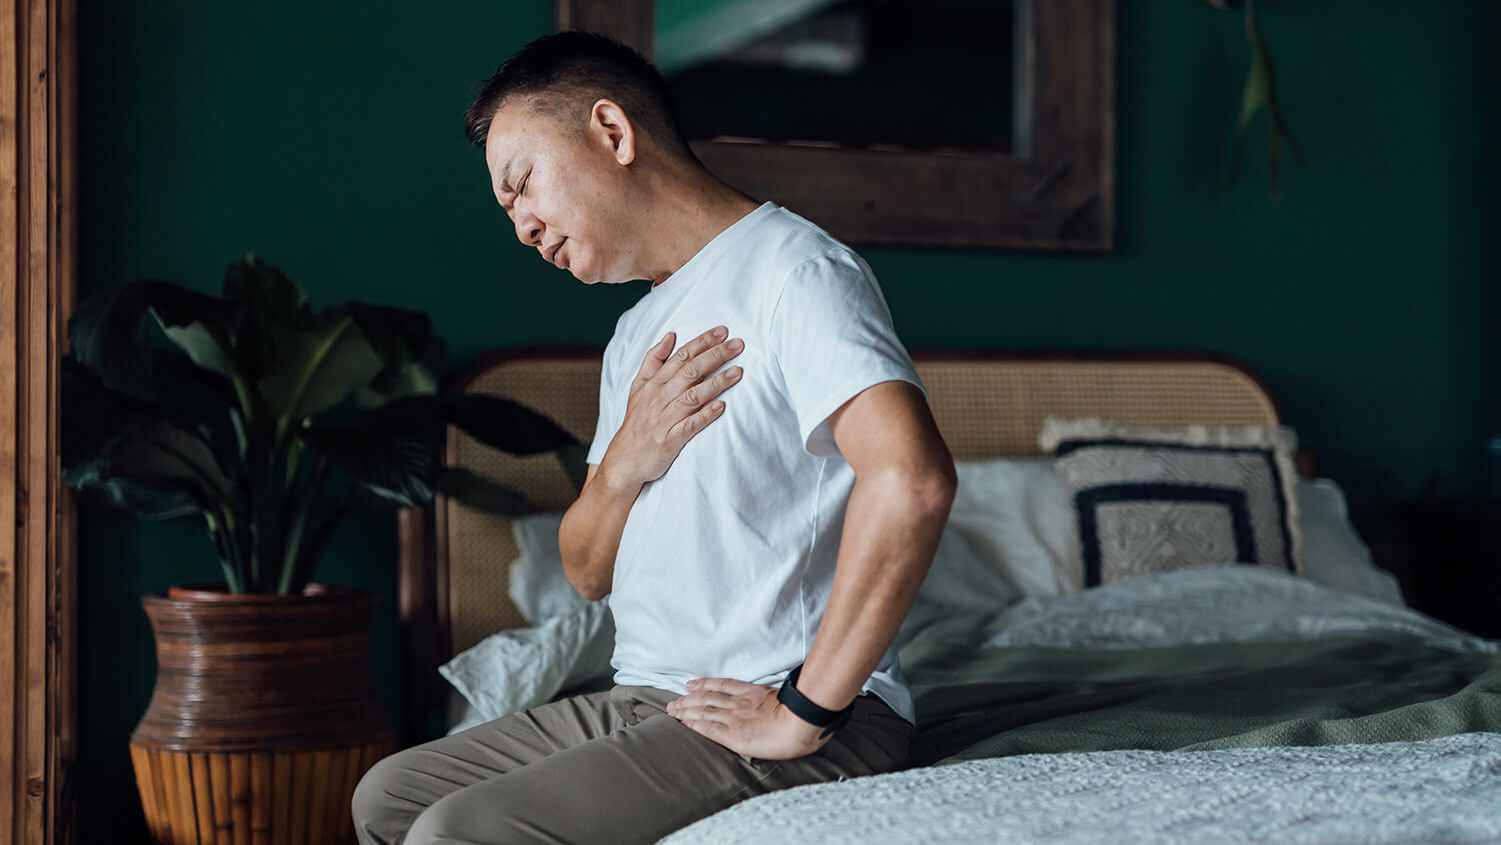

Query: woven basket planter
[130,584,395,844]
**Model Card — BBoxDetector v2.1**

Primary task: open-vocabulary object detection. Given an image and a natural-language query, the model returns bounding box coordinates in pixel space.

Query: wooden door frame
[2,0,78,842]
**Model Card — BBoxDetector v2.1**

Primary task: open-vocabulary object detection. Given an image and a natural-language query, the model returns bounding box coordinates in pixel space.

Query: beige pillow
[1039,418,1303,587]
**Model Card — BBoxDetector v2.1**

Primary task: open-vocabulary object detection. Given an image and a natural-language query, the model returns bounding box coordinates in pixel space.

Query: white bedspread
[660,732,1501,845]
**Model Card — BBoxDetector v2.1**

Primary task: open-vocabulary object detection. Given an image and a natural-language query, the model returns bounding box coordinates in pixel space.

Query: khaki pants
[351,683,913,844]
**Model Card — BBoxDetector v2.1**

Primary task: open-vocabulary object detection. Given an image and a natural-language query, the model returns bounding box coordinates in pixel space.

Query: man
[353,30,956,844]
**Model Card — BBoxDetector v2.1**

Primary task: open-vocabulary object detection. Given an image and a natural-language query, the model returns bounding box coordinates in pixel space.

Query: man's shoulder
[754,205,863,273]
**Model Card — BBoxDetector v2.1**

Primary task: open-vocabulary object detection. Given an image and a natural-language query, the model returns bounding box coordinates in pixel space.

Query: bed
[396,350,1501,844]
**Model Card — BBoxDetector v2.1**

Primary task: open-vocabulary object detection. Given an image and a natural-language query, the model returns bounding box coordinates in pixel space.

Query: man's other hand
[665,677,829,761]
[602,325,743,487]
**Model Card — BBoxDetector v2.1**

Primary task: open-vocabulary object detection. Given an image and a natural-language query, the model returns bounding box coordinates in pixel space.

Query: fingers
[689,677,758,694]
[633,332,676,384]
[667,697,734,725]
[690,336,743,386]
[679,710,732,730]
[674,365,742,413]
[656,326,741,387]
[680,718,730,745]
[666,399,725,443]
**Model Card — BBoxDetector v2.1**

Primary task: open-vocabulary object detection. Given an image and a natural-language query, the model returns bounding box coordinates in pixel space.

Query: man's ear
[589,98,636,166]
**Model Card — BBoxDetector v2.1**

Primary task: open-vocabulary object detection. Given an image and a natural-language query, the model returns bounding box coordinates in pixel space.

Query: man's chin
[576,270,636,285]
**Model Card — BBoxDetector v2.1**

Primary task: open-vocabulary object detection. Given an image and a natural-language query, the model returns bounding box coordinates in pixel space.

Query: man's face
[483,99,634,284]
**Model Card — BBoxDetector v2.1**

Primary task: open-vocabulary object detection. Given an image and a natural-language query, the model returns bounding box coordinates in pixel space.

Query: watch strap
[777,663,854,739]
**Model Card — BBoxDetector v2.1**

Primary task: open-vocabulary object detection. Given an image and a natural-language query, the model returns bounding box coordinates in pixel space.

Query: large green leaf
[60,358,160,487]
[348,302,434,392]
[221,253,311,381]
[68,280,234,398]
[300,391,578,507]
[66,286,154,398]
[435,467,534,515]
[300,413,440,506]
[87,475,205,521]
[108,420,236,506]
[67,418,236,522]
[143,351,244,475]
[428,393,579,455]
[159,319,239,379]
[355,336,446,408]
[257,306,385,428]
[554,441,590,492]
[336,390,577,456]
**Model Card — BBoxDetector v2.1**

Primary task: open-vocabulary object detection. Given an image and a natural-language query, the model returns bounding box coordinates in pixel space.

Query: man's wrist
[594,454,643,500]
[774,702,828,750]
[778,664,856,739]
[783,663,855,714]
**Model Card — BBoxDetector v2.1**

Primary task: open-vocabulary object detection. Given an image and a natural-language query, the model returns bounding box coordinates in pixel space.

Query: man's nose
[513,210,543,247]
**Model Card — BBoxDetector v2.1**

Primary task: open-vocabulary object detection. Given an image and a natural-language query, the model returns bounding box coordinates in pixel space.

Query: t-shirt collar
[648,201,778,296]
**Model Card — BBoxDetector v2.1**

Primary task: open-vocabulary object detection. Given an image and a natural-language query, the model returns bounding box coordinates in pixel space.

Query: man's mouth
[546,239,567,269]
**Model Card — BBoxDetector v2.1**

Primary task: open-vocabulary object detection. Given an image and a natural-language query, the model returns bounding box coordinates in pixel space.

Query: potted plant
[63,254,578,844]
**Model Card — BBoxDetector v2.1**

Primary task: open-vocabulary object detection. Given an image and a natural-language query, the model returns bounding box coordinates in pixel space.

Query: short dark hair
[463,31,694,160]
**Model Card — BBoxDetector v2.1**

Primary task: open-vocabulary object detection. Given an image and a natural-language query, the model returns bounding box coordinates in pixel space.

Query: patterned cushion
[1039,418,1303,587]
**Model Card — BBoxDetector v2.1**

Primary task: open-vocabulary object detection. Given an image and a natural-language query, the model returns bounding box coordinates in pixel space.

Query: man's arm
[559,326,744,600]
[667,379,955,758]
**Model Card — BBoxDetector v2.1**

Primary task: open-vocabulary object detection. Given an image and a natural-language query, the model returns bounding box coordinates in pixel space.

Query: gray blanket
[904,632,1501,767]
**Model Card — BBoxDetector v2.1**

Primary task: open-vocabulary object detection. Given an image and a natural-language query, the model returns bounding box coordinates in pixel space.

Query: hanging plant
[1206,0,1304,199]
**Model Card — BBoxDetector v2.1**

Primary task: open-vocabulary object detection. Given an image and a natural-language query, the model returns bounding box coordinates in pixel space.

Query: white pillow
[508,511,588,624]
[918,460,1401,611]
[440,599,615,734]
[940,458,1081,600]
[1296,479,1404,606]
[442,512,615,734]
[897,460,1079,647]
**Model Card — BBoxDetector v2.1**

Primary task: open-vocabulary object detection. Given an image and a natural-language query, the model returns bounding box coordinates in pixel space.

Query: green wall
[76,2,1497,841]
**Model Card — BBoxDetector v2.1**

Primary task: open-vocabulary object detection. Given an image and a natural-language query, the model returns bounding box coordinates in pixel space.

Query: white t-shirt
[585,201,924,724]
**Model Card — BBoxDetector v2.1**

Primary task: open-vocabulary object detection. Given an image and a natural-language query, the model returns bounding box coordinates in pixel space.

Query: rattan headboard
[396,349,1282,742]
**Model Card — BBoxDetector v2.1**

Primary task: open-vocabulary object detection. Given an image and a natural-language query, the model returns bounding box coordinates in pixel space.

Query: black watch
[776,663,855,739]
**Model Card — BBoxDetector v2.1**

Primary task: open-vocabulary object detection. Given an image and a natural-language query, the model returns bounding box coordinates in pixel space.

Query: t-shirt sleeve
[770,251,924,458]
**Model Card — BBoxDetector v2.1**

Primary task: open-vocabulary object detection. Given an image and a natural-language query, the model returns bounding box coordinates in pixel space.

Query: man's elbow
[558,515,612,601]
[910,456,958,520]
[871,455,957,523]
[561,547,611,600]
[570,576,610,602]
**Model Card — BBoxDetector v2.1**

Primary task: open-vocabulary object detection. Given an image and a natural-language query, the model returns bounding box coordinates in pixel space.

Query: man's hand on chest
[600,325,744,489]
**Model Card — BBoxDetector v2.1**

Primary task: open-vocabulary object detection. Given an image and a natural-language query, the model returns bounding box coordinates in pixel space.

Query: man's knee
[351,749,417,844]
[404,787,521,845]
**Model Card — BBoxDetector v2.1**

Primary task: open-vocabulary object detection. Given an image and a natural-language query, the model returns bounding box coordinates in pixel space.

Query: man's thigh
[352,686,629,845]
[404,690,913,845]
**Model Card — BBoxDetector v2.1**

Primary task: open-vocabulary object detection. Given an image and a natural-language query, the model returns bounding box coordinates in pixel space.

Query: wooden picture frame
[559,0,1115,252]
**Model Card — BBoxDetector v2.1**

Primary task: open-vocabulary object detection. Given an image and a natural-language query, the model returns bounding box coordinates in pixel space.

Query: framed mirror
[560,0,1114,252]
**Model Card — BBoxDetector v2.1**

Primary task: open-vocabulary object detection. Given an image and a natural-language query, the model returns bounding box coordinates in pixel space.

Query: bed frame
[395,349,1289,745]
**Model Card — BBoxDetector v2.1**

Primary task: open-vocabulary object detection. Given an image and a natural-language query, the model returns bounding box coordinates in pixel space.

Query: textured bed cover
[662,567,1501,844]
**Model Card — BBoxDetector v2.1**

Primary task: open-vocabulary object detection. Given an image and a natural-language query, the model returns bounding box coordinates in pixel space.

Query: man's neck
[638,167,762,288]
